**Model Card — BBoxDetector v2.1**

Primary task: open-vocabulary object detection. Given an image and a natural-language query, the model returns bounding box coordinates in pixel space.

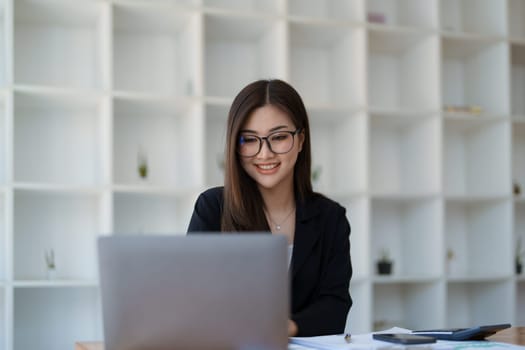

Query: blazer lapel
[291,196,321,279]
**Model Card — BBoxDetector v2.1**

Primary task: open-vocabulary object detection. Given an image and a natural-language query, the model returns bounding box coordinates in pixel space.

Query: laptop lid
[98,234,289,350]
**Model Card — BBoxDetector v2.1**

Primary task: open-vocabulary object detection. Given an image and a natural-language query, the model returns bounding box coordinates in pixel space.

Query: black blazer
[187,187,352,336]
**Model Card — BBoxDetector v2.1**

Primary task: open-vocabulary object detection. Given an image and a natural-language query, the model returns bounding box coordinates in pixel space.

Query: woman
[187,79,352,337]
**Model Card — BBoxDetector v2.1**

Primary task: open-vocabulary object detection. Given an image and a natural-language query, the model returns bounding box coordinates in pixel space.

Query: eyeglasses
[238,128,302,157]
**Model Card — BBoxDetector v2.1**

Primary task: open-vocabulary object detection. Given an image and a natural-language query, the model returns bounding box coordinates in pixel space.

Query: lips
[255,162,280,174]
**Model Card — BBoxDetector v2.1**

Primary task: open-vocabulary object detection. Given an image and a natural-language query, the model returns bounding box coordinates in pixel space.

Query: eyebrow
[240,125,289,134]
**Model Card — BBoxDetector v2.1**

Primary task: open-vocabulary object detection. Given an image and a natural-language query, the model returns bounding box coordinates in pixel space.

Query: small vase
[46,267,56,280]
[377,261,393,275]
[138,163,148,179]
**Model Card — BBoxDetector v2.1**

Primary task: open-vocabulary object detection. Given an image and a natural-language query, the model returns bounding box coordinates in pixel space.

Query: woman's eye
[240,136,258,144]
[270,133,289,142]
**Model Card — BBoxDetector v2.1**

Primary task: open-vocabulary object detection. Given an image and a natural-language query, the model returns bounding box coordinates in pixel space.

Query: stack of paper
[289,328,523,350]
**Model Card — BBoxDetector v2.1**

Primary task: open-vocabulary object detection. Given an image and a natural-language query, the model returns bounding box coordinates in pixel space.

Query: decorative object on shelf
[514,181,521,197]
[138,148,148,179]
[367,12,386,24]
[517,236,524,275]
[443,105,483,116]
[311,165,322,186]
[376,249,393,275]
[45,249,56,280]
[446,247,459,276]
[217,153,225,173]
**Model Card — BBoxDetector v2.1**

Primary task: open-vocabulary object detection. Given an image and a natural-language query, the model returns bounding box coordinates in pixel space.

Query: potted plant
[517,236,524,275]
[45,249,56,280]
[311,165,322,183]
[376,249,393,275]
[446,247,459,275]
[514,181,521,197]
[138,147,148,179]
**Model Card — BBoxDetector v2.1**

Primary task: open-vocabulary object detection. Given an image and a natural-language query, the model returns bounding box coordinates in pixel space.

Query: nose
[258,138,274,158]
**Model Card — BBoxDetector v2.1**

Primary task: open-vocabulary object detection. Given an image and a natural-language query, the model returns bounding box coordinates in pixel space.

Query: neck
[258,179,295,214]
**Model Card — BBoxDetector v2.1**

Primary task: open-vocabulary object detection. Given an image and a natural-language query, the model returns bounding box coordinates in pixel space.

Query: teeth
[258,164,278,170]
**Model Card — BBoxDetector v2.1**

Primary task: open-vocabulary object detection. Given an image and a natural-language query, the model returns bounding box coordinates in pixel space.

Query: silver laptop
[98,234,289,350]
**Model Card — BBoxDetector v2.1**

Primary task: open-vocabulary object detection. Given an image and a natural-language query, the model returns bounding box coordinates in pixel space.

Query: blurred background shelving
[0,0,524,349]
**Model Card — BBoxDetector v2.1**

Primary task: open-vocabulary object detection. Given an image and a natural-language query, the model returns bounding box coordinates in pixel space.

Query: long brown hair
[221,79,313,231]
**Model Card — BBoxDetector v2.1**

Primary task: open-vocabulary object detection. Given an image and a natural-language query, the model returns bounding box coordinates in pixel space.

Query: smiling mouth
[256,163,279,170]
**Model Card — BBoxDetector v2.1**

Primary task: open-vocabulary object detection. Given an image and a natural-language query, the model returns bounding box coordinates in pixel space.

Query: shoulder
[193,186,223,214]
[298,192,350,235]
[188,187,224,232]
[198,186,224,202]
[307,192,347,217]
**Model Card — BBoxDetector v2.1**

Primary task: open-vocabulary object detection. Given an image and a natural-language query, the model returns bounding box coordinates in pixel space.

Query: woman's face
[238,104,304,192]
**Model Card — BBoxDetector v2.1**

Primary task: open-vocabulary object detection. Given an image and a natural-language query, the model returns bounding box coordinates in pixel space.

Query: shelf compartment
[509,0,525,41]
[444,119,510,196]
[442,37,509,116]
[370,115,439,195]
[203,0,281,15]
[373,282,443,330]
[288,0,363,22]
[113,192,194,234]
[204,104,228,188]
[514,123,525,195]
[289,22,365,108]
[113,3,200,95]
[14,0,106,89]
[113,96,203,189]
[347,281,371,334]
[371,197,442,277]
[205,14,283,99]
[512,44,525,119]
[445,199,512,278]
[368,30,439,111]
[13,90,105,186]
[366,0,438,29]
[14,287,101,350]
[13,190,101,281]
[439,0,506,36]
[309,110,367,194]
[446,280,513,327]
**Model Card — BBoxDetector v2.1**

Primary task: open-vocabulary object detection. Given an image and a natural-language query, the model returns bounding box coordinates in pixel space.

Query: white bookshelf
[371,197,442,278]
[309,109,367,195]
[440,0,506,36]
[369,115,440,195]
[444,119,510,197]
[445,198,513,278]
[14,0,107,90]
[13,89,105,186]
[113,3,200,95]
[13,287,102,350]
[0,0,524,349]
[447,280,514,328]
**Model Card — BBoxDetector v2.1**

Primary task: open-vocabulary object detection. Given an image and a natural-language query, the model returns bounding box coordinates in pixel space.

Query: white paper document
[289,327,525,350]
